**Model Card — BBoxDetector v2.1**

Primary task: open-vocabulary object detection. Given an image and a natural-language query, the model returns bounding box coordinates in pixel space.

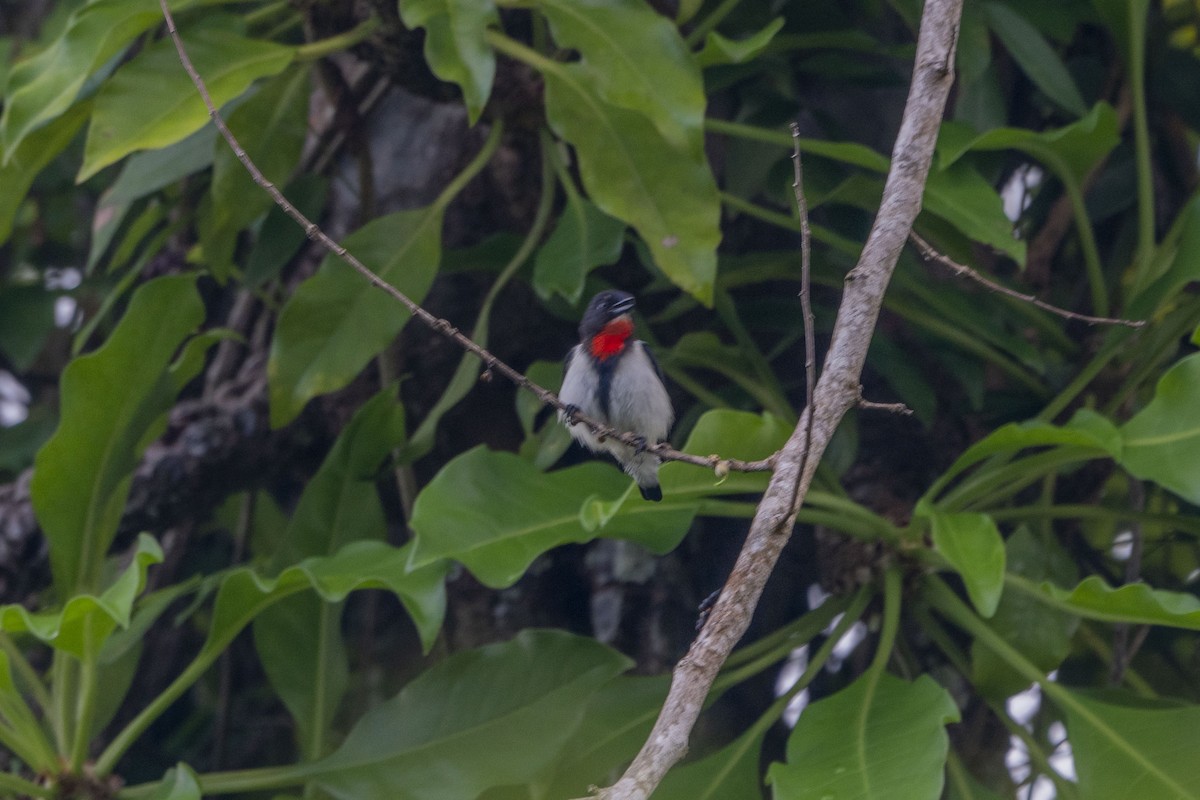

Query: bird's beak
[611,296,635,315]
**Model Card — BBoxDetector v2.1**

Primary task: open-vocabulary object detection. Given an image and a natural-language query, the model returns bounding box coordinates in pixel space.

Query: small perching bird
[559,290,674,501]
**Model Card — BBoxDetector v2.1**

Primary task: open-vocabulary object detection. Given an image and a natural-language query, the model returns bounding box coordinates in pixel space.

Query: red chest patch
[590,317,633,360]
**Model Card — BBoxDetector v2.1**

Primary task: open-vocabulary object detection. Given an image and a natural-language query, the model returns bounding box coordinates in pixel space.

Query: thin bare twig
[593,2,964,797]
[858,396,915,416]
[788,124,817,519]
[910,232,1146,328]
[155,0,772,475]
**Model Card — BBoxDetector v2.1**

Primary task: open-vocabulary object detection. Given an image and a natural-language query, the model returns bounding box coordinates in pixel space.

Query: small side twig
[857,393,914,416]
[910,232,1146,328]
[155,0,772,476]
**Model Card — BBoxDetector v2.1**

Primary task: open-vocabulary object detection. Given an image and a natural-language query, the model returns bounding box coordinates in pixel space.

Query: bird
[559,289,674,501]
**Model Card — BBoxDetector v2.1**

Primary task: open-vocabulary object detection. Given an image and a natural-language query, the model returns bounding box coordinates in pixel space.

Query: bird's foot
[695,589,721,631]
[563,404,582,425]
[630,435,649,454]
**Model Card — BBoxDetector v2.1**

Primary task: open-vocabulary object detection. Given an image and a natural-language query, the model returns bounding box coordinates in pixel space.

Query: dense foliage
[2,0,1200,798]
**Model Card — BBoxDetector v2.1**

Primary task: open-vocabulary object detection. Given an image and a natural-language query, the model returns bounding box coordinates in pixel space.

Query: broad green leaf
[255,388,406,755]
[1120,353,1200,503]
[255,595,348,760]
[208,541,446,659]
[202,65,311,279]
[923,506,1006,617]
[982,1,1087,117]
[543,65,720,303]
[409,447,696,588]
[268,207,442,427]
[0,651,51,769]
[535,0,705,151]
[972,527,1077,698]
[106,125,218,204]
[279,386,406,563]
[144,763,201,800]
[923,161,1025,266]
[541,674,667,797]
[695,18,785,68]
[0,534,161,659]
[659,409,791,496]
[398,0,498,124]
[533,195,626,303]
[928,408,1120,500]
[657,725,765,799]
[0,103,89,246]
[31,274,207,594]
[244,174,328,287]
[311,630,631,800]
[80,27,294,181]
[1066,692,1200,799]
[0,0,169,159]
[938,104,1120,184]
[768,673,960,799]
[1129,195,1200,314]
[1041,575,1200,629]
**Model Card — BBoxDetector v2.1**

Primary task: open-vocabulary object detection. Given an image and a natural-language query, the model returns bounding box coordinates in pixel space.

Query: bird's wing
[639,341,667,385]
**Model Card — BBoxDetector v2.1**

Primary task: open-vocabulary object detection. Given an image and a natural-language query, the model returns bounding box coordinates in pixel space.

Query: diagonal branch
[910,232,1146,328]
[154,0,772,475]
[590,2,963,797]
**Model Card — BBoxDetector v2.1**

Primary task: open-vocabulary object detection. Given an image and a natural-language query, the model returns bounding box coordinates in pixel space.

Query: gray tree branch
[590,2,963,797]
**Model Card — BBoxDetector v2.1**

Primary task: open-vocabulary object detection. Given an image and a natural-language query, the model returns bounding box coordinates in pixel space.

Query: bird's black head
[579,290,635,340]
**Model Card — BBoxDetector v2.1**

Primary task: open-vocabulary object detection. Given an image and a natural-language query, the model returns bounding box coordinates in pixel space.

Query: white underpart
[559,340,673,491]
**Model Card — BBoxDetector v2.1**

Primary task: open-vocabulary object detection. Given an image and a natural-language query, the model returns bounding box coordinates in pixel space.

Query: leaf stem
[0,771,52,798]
[68,650,99,771]
[295,17,381,61]
[868,567,902,678]
[95,584,308,775]
[684,0,747,47]
[1126,2,1155,278]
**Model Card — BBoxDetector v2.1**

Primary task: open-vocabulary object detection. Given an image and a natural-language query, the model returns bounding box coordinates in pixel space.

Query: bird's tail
[622,450,663,502]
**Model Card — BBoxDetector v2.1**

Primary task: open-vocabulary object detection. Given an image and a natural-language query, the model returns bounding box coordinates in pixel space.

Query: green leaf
[0,0,167,159]
[255,595,348,760]
[280,387,407,563]
[659,409,792,497]
[30,274,207,594]
[542,64,720,303]
[244,174,328,288]
[398,0,498,124]
[144,763,201,800]
[0,103,89,247]
[0,534,162,659]
[105,125,218,205]
[1130,195,1200,314]
[923,161,1025,266]
[533,195,625,303]
[768,673,960,799]
[938,103,1120,184]
[540,674,667,797]
[1120,353,1200,504]
[534,0,705,151]
[1066,692,1200,799]
[657,725,765,799]
[202,65,311,279]
[80,27,295,181]
[928,409,1120,500]
[972,527,1077,698]
[268,207,442,427]
[311,630,631,800]
[209,541,446,659]
[923,506,1007,618]
[982,1,1087,117]
[1040,576,1200,629]
[695,17,785,68]
[409,447,696,588]
[254,388,406,755]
